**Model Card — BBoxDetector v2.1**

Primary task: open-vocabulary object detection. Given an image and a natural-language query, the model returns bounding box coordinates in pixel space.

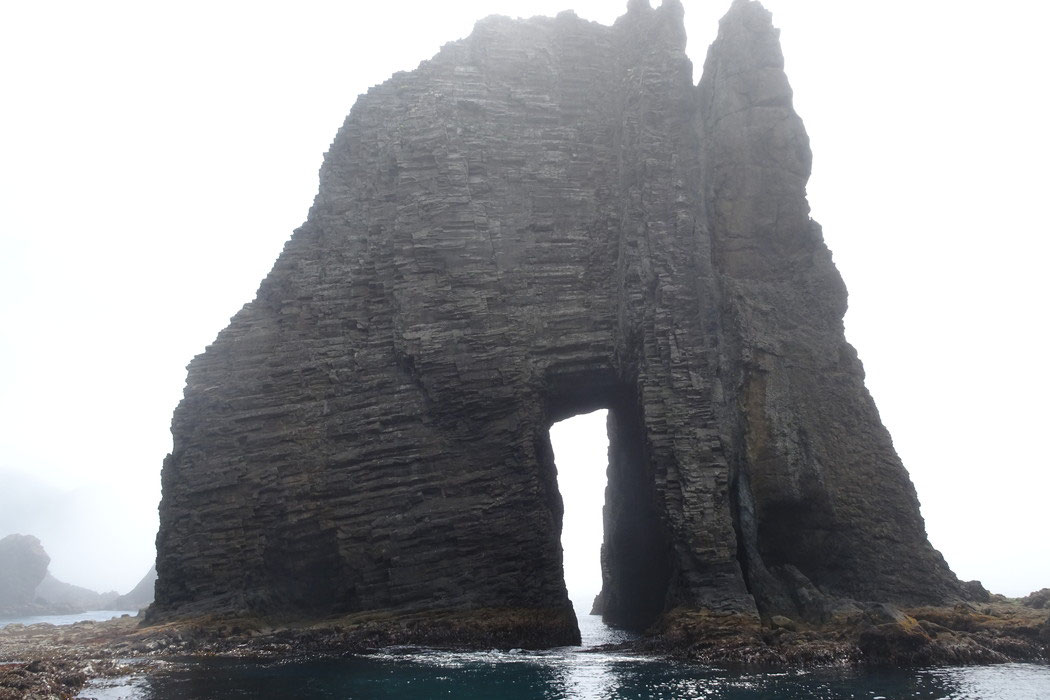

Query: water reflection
[79,616,1050,699]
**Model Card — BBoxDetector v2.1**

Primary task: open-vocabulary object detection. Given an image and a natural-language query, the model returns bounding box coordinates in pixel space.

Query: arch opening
[549,409,607,617]
[546,385,674,634]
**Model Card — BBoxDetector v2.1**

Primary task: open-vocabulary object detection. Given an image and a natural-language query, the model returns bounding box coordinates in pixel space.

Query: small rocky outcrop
[0,534,49,615]
[110,566,156,611]
[0,533,138,618]
[645,600,1049,666]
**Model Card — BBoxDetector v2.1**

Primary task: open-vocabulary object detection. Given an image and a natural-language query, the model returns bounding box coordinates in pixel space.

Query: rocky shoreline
[646,600,1050,667]
[1,600,1047,699]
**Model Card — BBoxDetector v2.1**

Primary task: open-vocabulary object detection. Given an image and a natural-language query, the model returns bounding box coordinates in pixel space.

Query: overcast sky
[1,1,1046,601]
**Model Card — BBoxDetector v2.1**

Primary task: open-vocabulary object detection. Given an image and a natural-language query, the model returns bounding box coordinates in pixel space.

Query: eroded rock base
[2,603,1047,698]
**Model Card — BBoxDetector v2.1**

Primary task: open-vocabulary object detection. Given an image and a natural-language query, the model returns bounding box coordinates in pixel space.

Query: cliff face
[697,0,963,619]
[154,0,965,637]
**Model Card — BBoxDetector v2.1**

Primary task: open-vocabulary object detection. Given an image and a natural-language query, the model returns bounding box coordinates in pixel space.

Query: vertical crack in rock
[153,0,968,642]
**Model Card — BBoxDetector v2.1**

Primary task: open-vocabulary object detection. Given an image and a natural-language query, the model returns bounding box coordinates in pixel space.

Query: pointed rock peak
[707,0,786,78]
[720,0,779,40]
[626,0,652,13]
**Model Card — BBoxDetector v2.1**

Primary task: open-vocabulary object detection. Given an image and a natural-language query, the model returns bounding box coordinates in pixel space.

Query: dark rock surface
[0,535,49,616]
[109,566,157,612]
[153,0,968,641]
[589,591,604,616]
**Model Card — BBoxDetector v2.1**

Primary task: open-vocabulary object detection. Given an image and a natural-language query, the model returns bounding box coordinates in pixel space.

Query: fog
[1,1,1046,598]
[551,411,609,610]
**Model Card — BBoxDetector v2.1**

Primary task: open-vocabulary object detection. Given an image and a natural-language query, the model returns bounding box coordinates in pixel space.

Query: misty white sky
[1,1,1047,600]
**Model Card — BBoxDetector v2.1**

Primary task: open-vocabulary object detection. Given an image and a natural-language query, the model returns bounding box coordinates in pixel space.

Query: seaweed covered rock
[1022,588,1050,609]
[109,567,157,612]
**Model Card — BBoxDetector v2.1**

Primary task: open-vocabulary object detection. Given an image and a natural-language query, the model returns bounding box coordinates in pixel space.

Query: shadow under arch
[544,369,673,633]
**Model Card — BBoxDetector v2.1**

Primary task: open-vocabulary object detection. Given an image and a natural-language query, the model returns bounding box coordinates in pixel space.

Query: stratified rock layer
[154,0,966,638]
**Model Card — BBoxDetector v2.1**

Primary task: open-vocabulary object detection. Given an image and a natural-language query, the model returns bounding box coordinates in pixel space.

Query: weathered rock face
[0,534,50,614]
[154,0,966,638]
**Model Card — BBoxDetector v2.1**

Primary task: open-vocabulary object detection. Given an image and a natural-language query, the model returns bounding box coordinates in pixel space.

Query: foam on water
[77,615,1050,699]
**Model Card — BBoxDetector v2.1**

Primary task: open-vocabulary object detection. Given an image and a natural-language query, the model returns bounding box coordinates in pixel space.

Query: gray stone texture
[154,0,966,635]
[109,566,157,611]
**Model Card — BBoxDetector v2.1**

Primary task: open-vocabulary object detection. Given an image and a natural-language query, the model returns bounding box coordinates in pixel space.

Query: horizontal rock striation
[153,0,967,642]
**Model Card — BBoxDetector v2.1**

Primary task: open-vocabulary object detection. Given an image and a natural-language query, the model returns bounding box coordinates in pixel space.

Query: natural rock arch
[153,0,966,642]
[547,377,676,632]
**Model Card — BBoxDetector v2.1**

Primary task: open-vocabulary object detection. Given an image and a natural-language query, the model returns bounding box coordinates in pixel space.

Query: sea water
[78,614,1050,699]
[0,610,139,628]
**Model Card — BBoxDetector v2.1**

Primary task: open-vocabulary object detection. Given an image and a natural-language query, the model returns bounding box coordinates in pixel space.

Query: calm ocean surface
[77,614,1050,699]
[0,610,139,628]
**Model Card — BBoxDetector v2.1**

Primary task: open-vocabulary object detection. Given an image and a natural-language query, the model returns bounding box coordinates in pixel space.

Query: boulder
[110,566,157,611]
[150,0,967,642]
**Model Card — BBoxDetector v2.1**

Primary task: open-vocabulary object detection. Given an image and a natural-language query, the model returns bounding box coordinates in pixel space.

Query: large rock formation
[0,533,129,616]
[153,0,966,640]
[0,534,50,615]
